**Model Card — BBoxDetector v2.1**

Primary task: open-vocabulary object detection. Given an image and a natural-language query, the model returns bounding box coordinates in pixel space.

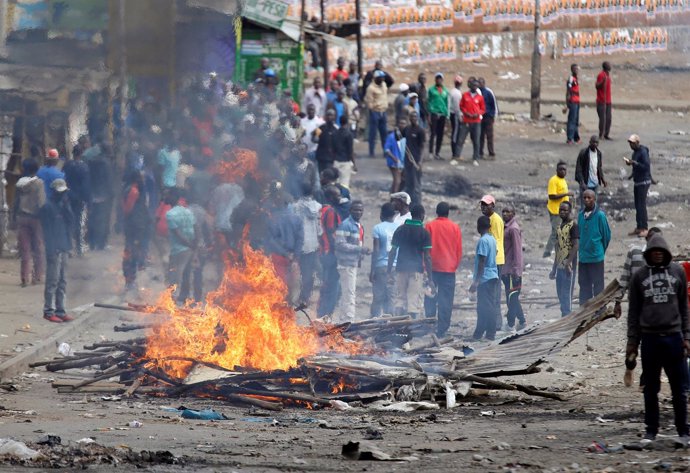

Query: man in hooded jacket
[626,234,689,441]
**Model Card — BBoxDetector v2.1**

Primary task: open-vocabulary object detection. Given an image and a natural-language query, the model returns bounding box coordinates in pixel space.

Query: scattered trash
[241,417,279,424]
[445,381,457,409]
[180,409,226,420]
[480,410,504,417]
[545,435,558,440]
[292,457,307,465]
[373,401,439,412]
[0,439,42,460]
[36,434,61,446]
[128,420,143,428]
[499,71,520,80]
[492,442,511,451]
[595,416,614,423]
[342,441,418,461]
[330,400,351,411]
[364,427,383,440]
[455,381,472,397]
[101,395,122,402]
[76,438,96,444]
[57,343,71,357]
[668,130,687,135]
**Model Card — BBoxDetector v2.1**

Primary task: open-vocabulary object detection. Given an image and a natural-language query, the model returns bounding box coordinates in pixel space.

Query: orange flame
[144,243,362,379]
[210,148,259,184]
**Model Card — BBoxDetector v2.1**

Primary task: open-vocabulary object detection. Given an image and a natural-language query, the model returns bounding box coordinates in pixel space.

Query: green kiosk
[234,0,304,100]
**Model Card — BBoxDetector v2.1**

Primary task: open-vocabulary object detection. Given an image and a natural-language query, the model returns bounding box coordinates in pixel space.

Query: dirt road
[0,51,689,471]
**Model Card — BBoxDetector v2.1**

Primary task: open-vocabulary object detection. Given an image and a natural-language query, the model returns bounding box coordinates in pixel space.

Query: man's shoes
[43,314,63,323]
[58,314,74,322]
[575,139,581,144]
[516,322,527,331]
[542,251,551,258]
[501,323,515,333]
[638,229,648,238]
[566,140,574,145]
[473,160,479,167]
[628,228,640,236]
[604,135,613,140]
[642,432,656,442]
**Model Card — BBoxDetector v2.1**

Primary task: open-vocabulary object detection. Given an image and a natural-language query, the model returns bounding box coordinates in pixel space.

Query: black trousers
[404,165,422,206]
[501,274,525,327]
[578,261,605,305]
[641,333,689,436]
[596,102,612,138]
[424,271,456,337]
[480,116,495,156]
[428,113,446,156]
[450,113,460,157]
[634,183,650,231]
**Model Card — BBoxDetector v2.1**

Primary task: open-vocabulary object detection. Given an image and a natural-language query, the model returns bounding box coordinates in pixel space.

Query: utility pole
[0,0,8,58]
[530,0,541,120]
[117,0,127,170]
[354,0,363,78]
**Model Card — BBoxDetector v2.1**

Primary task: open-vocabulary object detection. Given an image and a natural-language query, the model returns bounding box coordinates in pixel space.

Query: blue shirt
[474,233,499,283]
[166,205,195,255]
[577,205,611,264]
[384,131,405,169]
[372,221,398,268]
[158,148,181,188]
[36,166,65,200]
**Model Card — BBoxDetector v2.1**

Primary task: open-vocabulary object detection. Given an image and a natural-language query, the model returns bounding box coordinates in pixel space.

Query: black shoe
[643,432,656,441]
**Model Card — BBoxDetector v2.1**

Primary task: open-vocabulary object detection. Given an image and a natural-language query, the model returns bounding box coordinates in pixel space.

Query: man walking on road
[575,135,606,206]
[39,179,74,323]
[478,77,498,159]
[549,202,579,316]
[314,109,339,174]
[457,78,486,166]
[626,233,689,442]
[335,201,369,322]
[424,202,462,337]
[427,73,449,160]
[414,73,429,129]
[595,61,613,140]
[565,63,581,145]
[470,216,499,341]
[501,205,525,331]
[544,161,573,258]
[403,111,425,206]
[624,134,652,238]
[365,71,389,158]
[577,189,611,305]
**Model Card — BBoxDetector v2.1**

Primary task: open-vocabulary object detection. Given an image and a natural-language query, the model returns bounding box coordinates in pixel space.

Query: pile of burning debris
[34,266,621,411]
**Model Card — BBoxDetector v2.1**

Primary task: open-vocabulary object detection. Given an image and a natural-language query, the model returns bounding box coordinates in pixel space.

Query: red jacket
[460,91,486,124]
[595,70,611,104]
[425,217,462,273]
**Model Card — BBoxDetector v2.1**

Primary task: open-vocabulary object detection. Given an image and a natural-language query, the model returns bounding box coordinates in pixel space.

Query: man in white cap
[450,75,463,160]
[390,192,411,227]
[624,134,652,238]
[39,179,74,323]
[427,72,449,160]
[394,83,410,124]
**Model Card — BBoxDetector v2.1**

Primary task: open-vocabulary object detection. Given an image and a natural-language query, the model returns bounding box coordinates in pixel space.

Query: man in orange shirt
[424,201,463,336]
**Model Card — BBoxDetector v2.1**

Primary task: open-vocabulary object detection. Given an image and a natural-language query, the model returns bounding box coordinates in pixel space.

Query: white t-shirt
[300,116,325,153]
[449,88,462,116]
[588,149,599,188]
[394,211,412,227]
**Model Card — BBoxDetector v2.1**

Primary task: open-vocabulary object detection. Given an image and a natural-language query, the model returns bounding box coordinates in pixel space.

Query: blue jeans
[555,267,575,316]
[473,278,499,340]
[368,111,388,157]
[566,103,580,142]
[634,183,650,230]
[641,333,689,436]
[317,252,340,317]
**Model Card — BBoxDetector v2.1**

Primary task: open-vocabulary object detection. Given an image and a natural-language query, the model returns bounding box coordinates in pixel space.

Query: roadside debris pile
[34,283,621,410]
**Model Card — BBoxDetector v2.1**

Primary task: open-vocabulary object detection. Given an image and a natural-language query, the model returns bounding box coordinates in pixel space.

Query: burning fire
[144,243,363,379]
[210,148,260,183]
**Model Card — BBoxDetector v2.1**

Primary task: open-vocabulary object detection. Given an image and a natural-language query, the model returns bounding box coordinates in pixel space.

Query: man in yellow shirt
[480,194,504,331]
[543,162,574,258]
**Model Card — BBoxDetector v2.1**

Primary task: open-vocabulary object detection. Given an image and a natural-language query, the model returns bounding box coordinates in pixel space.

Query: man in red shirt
[424,201,462,336]
[595,61,612,140]
[565,63,581,145]
[317,186,342,319]
[456,78,486,166]
[329,57,349,83]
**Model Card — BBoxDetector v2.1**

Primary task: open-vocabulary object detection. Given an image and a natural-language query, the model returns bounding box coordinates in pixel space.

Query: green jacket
[427,85,449,116]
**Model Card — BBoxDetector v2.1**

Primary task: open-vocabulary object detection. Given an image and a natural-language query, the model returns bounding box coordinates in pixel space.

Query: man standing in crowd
[565,63,581,145]
[613,227,662,319]
[37,149,64,199]
[470,216,499,341]
[317,186,342,319]
[343,86,360,139]
[39,179,73,323]
[578,189,611,305]
[370,203,398,317]
[427,73,449,160]
[394,83,410,124]
[388,204,433,319]
[264,192,303,303]
[501,205,526,331]
[290,185,322,310]
[384,118,406,194]
[478,77,498,159]
[334,115,356,189]
[457,78,486,166]
[549,202,579,317]
[480,194,504,329]
[303,77,327,118]
[13,159,45,287]
[595,61,613,140]
[301,104,324,160]
[314,109,339,173]
[85,143,114,251]
[63,149,91,256]
[165,189,197,303]
[626,233,689,442]
[543,161,573,258]
[335,200,369,322]
[624,134,652,238]
[361,60,394,98]
[575,135,606,205]
[414,73,429,129]
[330,57,349,83]
[391,192,411,226]
[424,202,462,337]
[403,111,425,206]
[365,70,389,158]
[449,75,463,160]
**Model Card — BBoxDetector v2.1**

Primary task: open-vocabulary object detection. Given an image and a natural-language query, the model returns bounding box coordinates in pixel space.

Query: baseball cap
[374,70,385,78]
[390,192,411,205]
[399,83,409,92]
[408,92,418,98]
[51,178,68,193]
[264,68,276,77]
[627,134,640,143]
[455,75,463,83]
[480,194,496,205]
[47,149,59,159]
[435,72,444,79]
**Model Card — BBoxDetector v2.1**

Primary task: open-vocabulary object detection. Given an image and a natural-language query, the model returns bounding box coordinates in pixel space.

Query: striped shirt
[617,245,645,301]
